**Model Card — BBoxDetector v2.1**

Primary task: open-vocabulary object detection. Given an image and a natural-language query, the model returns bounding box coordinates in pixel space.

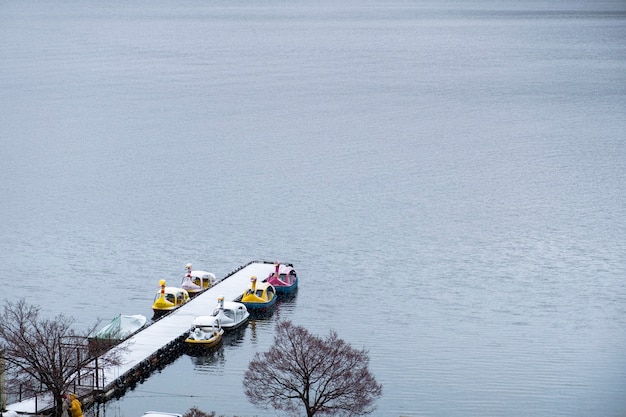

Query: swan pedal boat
[152,279,190,319]
[180,263,216,297]
[195,297,250,332]
[236,276,277,312]
[266,263,298,295]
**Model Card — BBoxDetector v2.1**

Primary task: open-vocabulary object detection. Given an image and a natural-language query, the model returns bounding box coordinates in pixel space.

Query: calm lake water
[1,1,625,416]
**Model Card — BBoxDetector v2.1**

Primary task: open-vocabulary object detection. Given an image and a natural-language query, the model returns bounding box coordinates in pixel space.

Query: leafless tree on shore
[0,299,124,417]
[243,320,382,417]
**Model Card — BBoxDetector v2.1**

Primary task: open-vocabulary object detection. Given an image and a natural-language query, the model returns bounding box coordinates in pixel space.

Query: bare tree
[0,299,123,417]
[182,406,219,417]
[181,406,241,417]
[243,320,382,417]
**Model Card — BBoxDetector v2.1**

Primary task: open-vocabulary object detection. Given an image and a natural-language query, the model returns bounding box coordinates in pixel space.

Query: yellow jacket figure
[69,394,83,417]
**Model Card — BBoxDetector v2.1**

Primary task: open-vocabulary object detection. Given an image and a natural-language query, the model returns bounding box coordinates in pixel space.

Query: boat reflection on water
[270,289,298,323]
[187,345,226,372]
[221,322,249,347]
[186,345,224,364]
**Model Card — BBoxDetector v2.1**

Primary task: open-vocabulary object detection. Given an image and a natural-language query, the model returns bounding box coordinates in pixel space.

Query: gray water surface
[1,1,625,416]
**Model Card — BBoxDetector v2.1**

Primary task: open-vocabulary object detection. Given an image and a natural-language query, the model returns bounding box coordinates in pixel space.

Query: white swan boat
[194,296,250,332]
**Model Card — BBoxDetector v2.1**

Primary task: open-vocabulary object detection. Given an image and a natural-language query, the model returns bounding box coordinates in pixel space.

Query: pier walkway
[5,260,280,415]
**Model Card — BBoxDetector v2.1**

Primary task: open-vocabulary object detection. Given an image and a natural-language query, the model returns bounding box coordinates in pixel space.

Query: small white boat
[198,296,250,331]
[185,317,224,349]
[142,412,182,417]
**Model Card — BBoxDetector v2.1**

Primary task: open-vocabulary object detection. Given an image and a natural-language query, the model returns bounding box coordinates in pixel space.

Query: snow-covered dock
[6,260,280,415]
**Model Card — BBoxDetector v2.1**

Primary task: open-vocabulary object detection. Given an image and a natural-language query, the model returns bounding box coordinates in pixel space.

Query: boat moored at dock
[185,316,224,350]
[180,263,217,297]
[152,279,190,319]
[265,262,298,296]
[195,296,250,332]
[236,275,277,314]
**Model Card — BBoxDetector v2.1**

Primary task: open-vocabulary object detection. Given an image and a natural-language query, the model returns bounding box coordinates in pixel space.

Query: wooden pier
[5,260,281,415]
